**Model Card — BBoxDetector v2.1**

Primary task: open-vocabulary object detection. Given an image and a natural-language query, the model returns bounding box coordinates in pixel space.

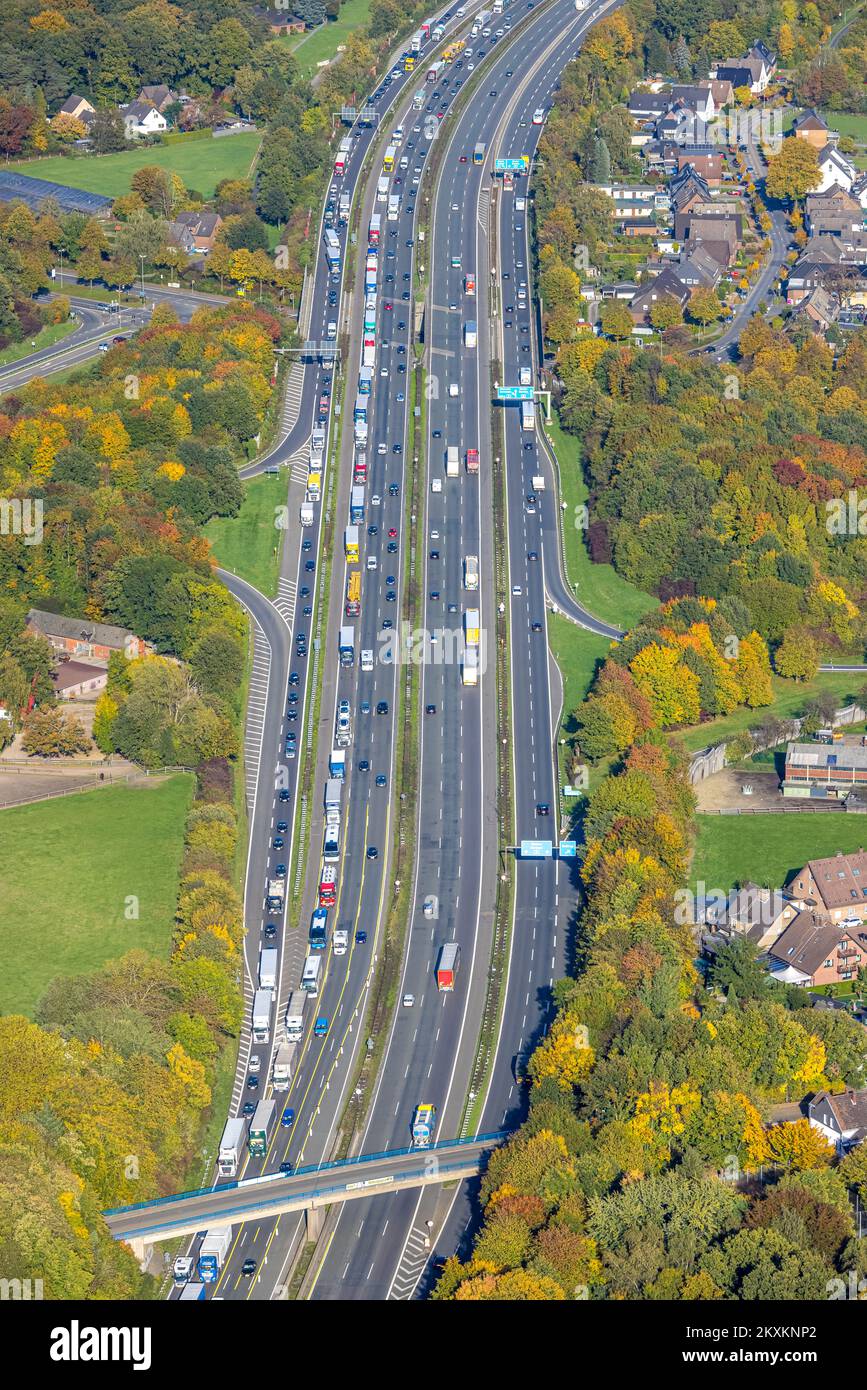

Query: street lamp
[139,254,146,300]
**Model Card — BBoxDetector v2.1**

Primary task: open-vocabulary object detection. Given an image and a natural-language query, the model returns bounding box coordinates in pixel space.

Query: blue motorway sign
[494,157,528,172]
[559,841,577,858]
[520,840,553,858]
[496,386,534,401]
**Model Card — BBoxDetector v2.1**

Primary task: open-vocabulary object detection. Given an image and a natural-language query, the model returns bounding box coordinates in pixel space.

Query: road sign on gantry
[496,386,534,401]
[494,158,528,173]
[519,840,553,858]
[558,841,577,858]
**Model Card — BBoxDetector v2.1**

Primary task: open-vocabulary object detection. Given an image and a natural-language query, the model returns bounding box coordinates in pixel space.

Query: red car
[384,301,393,310]
[459,154,467,163]
[388,527,398,538]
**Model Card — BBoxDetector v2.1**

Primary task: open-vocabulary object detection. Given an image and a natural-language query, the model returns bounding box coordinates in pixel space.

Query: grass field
[18,132,261,202]
[205,471,286,597]
[545,415,657,632]
[691,812,867,896]
[0,774,193,1016]
[0,319,76,369]
[281,1,373,80]
[672,671,866,755]
[548,612,613,794]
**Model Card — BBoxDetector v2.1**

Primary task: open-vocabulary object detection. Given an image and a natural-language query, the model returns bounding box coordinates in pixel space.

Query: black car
[358,758,370,772]
[537,803,550,816]
[367,846,379,859]
[432,428,442,439]
[305,559,315,572]
[247,1074,259,1089]
[425,703,436,715]
[430,549,440,560]
[288,692,299,703]
[275,863,287,877]
[368,525,378,536]
[276,820,288,833]
[389,482,399,495]
[387,541,398,553]
[386,590,396,602]
[279,788,290,802]
[242,1259,257,1277]
[272,835,284,850]
[430,589,440,600]
[531,621,543,632]
[302,539,312,552]
[264,922,278,939]
[300,586,310,598]
[376,700,389,715]
[356,929,368,944]
[288,671,300,686]
[242,1101,256,1117]
[286,707,298,721]
[279,1161,293,1175]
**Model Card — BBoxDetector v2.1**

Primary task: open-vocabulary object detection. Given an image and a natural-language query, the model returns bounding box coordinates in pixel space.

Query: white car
[367,555,378,570]
[378,442,387,453]
[430,529,440,540]
[512,584,522,595]
[532,109,544,125]
[333,929,348,956]
[467,62,475,70]
[432,478,443,493]
[380,366,389,376]
[448,383,459,397]
[402,993,415,1008]
[371,493,381,505]
[248,1054,261,1074]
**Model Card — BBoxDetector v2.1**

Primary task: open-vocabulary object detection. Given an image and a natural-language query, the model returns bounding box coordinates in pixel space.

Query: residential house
[704,79,734,109]
[805,185,863,237]
[814,144,857,194]
[768,910,866,987]
[670,85,716,122]
[251,5,306,33]
[792,108,832,150]
[675,145,724,186]
[628,90,673,121]
[848,172,867,212]
[57,94,95,124]
[620,216,657,238]
[784,743,867,799]
[676,243,724,287]
[798,284,839,332]
[628,266,690,323]
[669,165,711,213]
[26,609,149,662]
[675,211,742,268]
[786,255,840,305]
[703,882,796,949]
[120,100,167,138]
[136,85,178,113]
[788,848,867,922]
[809,1089,867,1153]
[714,43,775,95]
[169,210,223,255]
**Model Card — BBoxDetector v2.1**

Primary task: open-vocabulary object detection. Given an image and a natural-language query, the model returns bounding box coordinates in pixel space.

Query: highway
[159,0,506,1301]
[304,0,623,1301]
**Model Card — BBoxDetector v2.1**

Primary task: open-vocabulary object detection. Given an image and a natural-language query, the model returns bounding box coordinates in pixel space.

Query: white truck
[197,1226,232,1283]
[272,1041,297,1091]
[446,446,460,478]
[259,946,278,992]
[532,475,546,492]
[266,878,285,913]
[377,175,389,202]
[217,1117,246,1178]
[300,501,314,527]
[252,987,272,1045]
[285,990,306,1041]
[519,365,532,386]
[388,193,400,222]
[325,778,342,812]
[172,1256,193,1286]
[333,928,349,956]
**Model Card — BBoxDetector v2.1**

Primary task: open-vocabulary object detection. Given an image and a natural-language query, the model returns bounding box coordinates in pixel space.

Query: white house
[808,1089,867,1154]
[120,100,168,138]
[814,145,857,195]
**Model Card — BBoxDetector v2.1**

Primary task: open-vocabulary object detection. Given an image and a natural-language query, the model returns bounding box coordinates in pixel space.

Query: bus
[383,145,396,173]
[521,399,535,431]
[301,954,322,995]
[319,864,337,909]
[473,142,485,165]
[464,554,479,591]
[345,570,361,616]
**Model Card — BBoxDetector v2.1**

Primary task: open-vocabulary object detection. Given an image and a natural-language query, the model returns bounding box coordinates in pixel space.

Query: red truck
[466,448,479,474]
[435,942,461,991]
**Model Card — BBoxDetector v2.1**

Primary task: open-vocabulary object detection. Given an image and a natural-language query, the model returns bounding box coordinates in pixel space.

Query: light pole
[58,245,66,286]
[139,254,146,300]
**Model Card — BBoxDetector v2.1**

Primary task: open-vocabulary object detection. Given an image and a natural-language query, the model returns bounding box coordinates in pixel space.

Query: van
[366,555,378,571]
[399,155,409,169]
[361,649,374,671]
[327,320,337,339]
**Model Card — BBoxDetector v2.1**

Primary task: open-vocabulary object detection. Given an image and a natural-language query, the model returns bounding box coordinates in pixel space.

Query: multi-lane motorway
[108,0,626,1301]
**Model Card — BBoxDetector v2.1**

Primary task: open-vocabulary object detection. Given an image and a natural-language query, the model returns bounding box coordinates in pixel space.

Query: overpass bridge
[104,1132,505,1256]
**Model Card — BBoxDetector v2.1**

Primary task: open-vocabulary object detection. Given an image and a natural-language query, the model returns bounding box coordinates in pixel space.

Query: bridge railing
[107,1153,500,1239]
[103,1131,507,1219]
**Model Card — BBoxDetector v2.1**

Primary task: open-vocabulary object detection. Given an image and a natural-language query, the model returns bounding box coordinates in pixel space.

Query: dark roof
[0,170,111,214]
[809,1088,867,1137]
[793,108,828,133]
[27,608,134,649]
[630,267,690,312]
[715,66,753,89]
[769,910,850,975]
